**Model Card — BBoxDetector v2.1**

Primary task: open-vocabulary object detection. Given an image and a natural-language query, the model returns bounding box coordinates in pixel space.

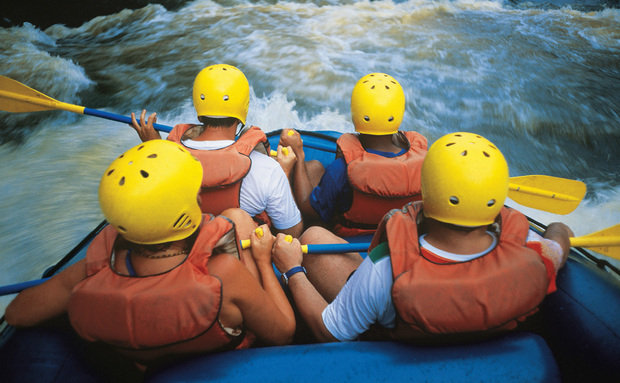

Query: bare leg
[220,208,259,281]
[305,160,325,189]
[299,226,363,302]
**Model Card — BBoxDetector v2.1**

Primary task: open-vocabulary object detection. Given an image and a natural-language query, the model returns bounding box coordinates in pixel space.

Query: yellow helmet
[351,73,405,135]
[192,64,250,125]
[99,140,203,244]
[421,132,509,227]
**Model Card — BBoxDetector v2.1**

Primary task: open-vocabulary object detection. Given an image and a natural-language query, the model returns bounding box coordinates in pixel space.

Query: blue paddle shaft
[307,243,370,254]
[84,108,173,133]
[84,109,337,154]
[0,277,49,296]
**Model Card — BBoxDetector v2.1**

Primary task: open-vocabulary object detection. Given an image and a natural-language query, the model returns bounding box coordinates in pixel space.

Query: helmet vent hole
[487,199,496,207]
[200,94,205,100]
[460,150,468,156]
[147,154,157,158]
[140,170,149,178]
[107,169,115,176]
[385,85,390,90]
[483,151,490,157]
[137,145,145,151]
[449,196,459,205]
[174,214,192,229]
[364,116,370,121]
[223,95,229,101]
[455,134,462,137]
[446,142,455,147]
[371,85,375,89]
[119,177,125,186]
[388,116,394,122]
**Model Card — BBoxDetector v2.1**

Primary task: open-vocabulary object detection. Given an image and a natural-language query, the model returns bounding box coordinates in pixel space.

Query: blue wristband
[282,266,307,285]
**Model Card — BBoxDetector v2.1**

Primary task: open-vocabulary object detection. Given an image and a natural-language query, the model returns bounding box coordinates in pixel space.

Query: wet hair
[118,229,199,255]
[198,116,240,128]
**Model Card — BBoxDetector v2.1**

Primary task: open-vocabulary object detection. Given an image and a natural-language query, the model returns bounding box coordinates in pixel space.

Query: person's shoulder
[368,242,391,264]
[208,252,246,280]
[249,151,280,170]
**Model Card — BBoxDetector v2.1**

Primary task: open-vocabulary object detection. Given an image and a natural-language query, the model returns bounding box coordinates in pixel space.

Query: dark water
[1,0,619,311]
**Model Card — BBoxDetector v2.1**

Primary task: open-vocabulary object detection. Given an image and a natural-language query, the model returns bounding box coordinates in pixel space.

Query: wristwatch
[281,266,307,285]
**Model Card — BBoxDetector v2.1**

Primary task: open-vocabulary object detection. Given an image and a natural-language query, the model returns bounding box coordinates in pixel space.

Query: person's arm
[275,145,297,180]
[209,253,295,345]
[271,234,337,342]
[542,222,574,269]
[130,109,162,142]
[277,221,304,238]
[5,260,87,327]
[293,161,320,220]
[249,226,296,325]
[279,130,319,220]
[261,159,304,238]
[279,129,304,161]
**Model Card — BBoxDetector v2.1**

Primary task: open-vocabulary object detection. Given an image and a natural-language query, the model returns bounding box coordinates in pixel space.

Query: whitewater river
[0,0,618,312]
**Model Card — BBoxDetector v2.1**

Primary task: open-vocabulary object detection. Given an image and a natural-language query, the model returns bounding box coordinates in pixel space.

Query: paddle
[240,224,620,259]
[508,175,586,215]
[240,230,370,254]
[0,75,174,132]
[0,75,341,152]
[3,224,618,297]
[0,76,588,214]
[569,224,620,259]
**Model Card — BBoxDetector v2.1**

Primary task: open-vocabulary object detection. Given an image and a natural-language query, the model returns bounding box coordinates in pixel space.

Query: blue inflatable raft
[1,130,619,382]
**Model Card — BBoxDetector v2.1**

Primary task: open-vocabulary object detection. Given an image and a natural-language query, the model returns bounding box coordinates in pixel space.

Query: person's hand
[130,109,162,142]
[275,145,297,178]
[250,225,276,266]
[272,233,304,274]
[279,129,304,160]
[544,222,574,267]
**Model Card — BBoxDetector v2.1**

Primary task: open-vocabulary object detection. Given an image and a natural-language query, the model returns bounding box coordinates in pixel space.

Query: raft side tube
[147,333,561,383]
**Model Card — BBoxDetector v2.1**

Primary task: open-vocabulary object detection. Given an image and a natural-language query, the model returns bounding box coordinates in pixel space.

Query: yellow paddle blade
[0,75,84,114]
[570,224,620,260]
[508,175,586,215]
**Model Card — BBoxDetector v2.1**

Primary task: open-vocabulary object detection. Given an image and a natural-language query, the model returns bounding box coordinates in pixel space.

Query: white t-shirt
[181,138,301,230]
[322,230,563,341]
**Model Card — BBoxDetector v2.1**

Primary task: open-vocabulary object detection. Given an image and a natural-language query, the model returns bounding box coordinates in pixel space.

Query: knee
[306,160,325,184]
[300,226,343,245]
[306,159,324,172]
[221,208,253,224]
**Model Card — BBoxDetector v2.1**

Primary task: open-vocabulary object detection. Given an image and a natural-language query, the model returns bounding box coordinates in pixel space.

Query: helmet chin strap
[235,122,247,138]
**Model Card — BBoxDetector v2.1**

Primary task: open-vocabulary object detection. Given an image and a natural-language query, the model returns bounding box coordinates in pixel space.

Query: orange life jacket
[67,215,253,363]
[167,125,270,215]
[369,202,549,341]
[334,132,427,236]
